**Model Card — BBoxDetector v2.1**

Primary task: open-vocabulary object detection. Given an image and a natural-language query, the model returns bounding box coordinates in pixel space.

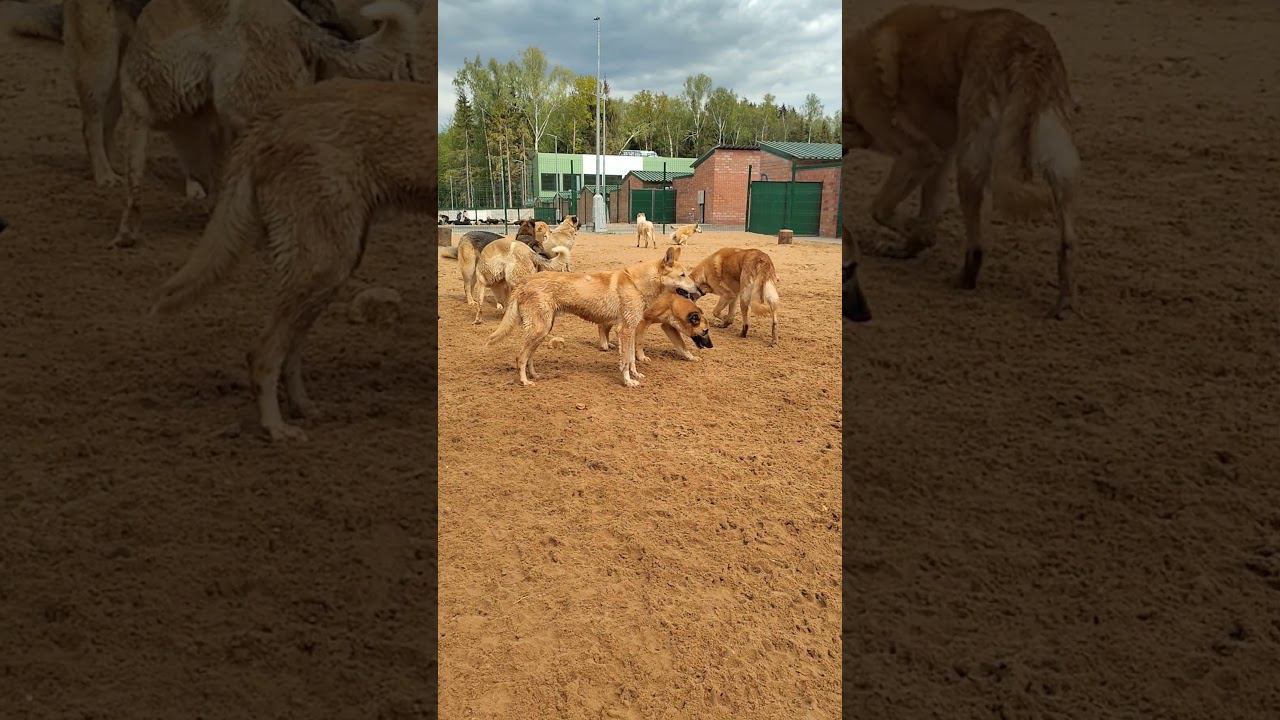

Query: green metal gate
[630,188,676,223]
[534,199,558,223]
[747,181,822,236]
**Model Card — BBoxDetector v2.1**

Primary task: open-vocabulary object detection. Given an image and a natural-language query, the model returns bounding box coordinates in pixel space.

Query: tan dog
[108,0,418,249]
[635,212,655,248]
[150,79,433,442]
[472,239,571,324]
[544,214,580,251]
[450,219,548,305]
[599,291,713,371]
[669,223,701,245]
[488,247,702,387]
[847,5,1081,317]
[689,247,781,345]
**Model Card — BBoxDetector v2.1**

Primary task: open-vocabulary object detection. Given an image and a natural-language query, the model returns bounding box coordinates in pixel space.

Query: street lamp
[592,15,607,232]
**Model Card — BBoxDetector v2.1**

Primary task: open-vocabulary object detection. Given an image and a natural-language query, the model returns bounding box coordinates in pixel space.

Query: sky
[438,0,841,132]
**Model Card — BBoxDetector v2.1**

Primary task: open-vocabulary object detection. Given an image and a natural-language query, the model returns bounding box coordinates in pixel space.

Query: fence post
[744,164,753,232]
[662,162,667,233]
[501,164,509,234]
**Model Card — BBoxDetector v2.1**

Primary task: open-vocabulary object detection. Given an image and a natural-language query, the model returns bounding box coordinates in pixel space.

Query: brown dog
[448,219,549,305]
[669,222,701,245]
[847,5,1081,318]
[599,290,713,371]
[689,247,781,345]
[487,247,702,387]
[150,79,432,442]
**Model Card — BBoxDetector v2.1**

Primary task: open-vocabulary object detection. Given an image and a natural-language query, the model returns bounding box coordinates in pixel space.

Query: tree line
[439,47,841,210]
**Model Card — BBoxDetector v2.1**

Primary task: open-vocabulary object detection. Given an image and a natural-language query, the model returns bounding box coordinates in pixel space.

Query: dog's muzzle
[675,287,702,301]
[692,330,713,349]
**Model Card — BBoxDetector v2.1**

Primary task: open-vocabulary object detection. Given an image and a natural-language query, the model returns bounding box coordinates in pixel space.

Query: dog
[598,290,713,372]
[847,5,1081,318]
[669,223,701,245]
[689,247,781,345]
[443,219,551,305]
[472,239,571,325]
[544,214,580,251]
[149,79,433,442]
[1,0,351,189]
[108,0,418,249]
[843,225,871,322]
[635,212,655,248]
[487,246,702,387]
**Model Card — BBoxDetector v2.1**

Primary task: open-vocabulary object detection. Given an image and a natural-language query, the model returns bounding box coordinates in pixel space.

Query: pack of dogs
[844,4,1083,323]
[443,216,782,388]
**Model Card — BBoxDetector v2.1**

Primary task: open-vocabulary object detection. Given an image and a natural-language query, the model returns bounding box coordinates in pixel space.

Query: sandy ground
[438,230,841,718]
[0,36,436,718]
[845,0,1280,717]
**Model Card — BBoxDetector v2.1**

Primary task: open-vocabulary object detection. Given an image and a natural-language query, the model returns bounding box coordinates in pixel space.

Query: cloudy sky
[438,0,840,130]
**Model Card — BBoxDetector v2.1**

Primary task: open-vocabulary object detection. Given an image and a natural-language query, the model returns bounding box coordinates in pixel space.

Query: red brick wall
[674,148,761,226]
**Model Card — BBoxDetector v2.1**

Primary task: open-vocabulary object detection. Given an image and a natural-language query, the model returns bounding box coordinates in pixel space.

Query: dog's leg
[108,107,149,249]
[283,289,337,420]
[517,312,552,386]
[955,148,991,292]
[1047,173,1080,319]
[738,288,752,339]
[472,283,486,324]
[70,51,122,187]
[634,321,651,364]
[918,152,954,228]
[617,325,641,386]
[597,324,614,351]
[546,309,566,349]
[720,289,741,329]
[248,301,308,442]
[710,293,733,328]
[461,253,478,304]
[167,119,215,202]
[869,153,943,258]
[661,325,697,361]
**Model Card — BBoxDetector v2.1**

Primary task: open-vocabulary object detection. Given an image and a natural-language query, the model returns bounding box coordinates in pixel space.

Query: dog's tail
[487,292,521,346]
[151,160,259,316]
[989,56,1080,220]
[297,0,419,80]
[531,245,571,272]
[746,260,780,313]
[1,0,64,42]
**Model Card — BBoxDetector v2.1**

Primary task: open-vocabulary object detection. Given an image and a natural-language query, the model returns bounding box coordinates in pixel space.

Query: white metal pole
[592,15,607,231]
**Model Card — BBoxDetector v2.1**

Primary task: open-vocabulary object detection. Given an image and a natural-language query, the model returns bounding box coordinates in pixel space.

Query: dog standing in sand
[689,247,781,345]
[150,79,433,442]
[488,246,702,387]
[472,238,571,324]
[669,222,701,245]
[443,219,549,305]
[544,214,580,251]
[108,0,418,249]
[846,5,1082,317]
[599,290,713,370]
[635,212,655,248]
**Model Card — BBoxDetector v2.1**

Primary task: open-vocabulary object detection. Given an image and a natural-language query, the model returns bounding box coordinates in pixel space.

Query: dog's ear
[663,246,682,266]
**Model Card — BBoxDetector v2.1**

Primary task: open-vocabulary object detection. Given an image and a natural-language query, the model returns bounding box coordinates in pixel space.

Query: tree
[802,93,824,143]
[682,73,712,149]
[705,86,737,146]
[513,46,571,154]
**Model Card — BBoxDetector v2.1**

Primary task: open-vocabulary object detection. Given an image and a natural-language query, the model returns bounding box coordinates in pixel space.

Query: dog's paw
[265,423,309,442]
[622,378,641,387]
[95,171,123,189]
[684,353,700,361]
[107,232,137,250]
[547,336,566,349]
[635,351,650,363]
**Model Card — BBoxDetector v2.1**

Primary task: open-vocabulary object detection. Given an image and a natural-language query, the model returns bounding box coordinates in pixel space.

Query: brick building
[750,141,842,238]
[670,145,760,227]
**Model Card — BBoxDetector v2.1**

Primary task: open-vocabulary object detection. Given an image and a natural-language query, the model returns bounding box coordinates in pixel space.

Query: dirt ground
[438,230,841,718]
[0,36,436,718]
[845,0,1280,717]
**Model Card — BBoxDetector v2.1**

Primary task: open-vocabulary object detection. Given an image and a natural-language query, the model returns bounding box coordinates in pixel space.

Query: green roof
[691,144,759,169]
[758,141,842,161]
[626,170,693,183]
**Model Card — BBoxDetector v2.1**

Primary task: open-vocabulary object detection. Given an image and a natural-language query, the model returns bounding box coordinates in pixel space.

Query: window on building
[560,173,576,190]
[540,173,557,191]
[605,174,623,186]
